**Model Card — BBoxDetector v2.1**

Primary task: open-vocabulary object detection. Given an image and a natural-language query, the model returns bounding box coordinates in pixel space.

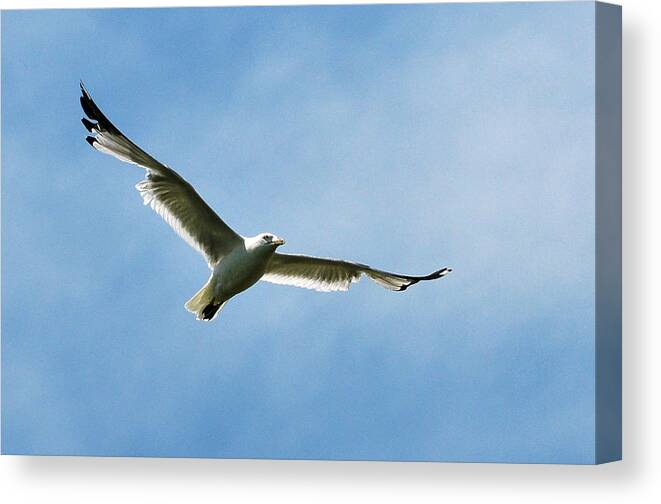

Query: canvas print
[1,2,621,464]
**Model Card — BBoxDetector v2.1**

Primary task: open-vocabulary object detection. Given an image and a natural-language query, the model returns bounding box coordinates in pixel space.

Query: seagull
[79,83,452,321]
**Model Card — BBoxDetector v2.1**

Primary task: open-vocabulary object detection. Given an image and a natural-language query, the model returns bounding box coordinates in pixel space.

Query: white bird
[80,83,452,321]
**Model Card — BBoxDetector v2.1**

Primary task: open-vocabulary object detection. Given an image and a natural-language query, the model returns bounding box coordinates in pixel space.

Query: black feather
[79,85,123,136]
[79,95,97,121]
[394,267,452,292]
[202,302,221,320]
[81,117,96,132]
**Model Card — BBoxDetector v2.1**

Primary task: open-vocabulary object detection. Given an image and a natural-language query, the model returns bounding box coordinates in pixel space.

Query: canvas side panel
[595,1,622,464]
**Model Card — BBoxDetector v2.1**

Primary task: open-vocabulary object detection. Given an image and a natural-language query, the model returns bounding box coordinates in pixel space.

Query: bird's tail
[185,277,227,321]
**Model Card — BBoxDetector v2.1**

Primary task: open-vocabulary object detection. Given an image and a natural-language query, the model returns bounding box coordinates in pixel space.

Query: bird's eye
[264,235,272,241]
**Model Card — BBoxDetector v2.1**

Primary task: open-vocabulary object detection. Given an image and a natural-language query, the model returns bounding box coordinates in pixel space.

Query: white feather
[262,253,451,292]
[81,83,241,267]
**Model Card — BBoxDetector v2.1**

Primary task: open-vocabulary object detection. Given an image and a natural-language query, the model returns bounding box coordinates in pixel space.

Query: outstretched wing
[79,82,242,266]
[262,253,451,292]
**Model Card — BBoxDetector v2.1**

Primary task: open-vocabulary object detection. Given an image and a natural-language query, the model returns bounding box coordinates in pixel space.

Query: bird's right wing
[262,253,451,292]
[80,83,242,266]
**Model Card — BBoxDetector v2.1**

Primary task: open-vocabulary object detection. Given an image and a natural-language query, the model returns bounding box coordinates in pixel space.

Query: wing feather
[79,82,242,266]
[262,253,451,292]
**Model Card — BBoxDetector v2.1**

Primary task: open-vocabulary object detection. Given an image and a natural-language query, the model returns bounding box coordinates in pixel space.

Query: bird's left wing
[79,83,242,266]
[262,253,451,292]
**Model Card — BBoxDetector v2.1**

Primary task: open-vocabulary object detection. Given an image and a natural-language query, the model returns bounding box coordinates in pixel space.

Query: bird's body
[214,237,275,299]
[193,234,282,319]
[79,83,452,322]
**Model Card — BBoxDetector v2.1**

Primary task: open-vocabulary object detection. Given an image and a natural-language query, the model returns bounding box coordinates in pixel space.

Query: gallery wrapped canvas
[1,2,621,464]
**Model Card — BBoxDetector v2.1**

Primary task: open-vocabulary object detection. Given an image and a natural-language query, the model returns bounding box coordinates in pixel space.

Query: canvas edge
[594,0,622,465]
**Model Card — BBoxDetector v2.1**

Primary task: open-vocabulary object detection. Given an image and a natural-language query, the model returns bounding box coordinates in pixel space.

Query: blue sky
[2,2,596,463]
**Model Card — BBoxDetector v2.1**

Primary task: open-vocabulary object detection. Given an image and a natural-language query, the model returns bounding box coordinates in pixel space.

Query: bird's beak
[273,238,285,246]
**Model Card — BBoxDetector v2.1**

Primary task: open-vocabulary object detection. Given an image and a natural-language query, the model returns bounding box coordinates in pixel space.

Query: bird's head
[255,232,286,249]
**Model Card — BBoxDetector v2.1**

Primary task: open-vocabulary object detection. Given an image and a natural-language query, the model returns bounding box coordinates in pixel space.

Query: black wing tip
[80,94,96,121]
[434,267,452,277]
[422,267,452,281]
[395,267,452,292]
[85,136,97,147]
[79,80,91,99]
[78,82,122,137]
[79,82,101,122]
[81,117,96,132]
